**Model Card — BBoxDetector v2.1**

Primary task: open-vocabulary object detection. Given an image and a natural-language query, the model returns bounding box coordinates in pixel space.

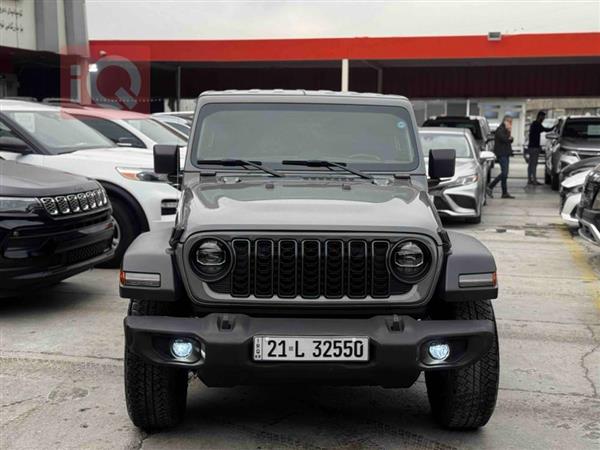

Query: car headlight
[190,238,233,281]
[116,167,168,182]
[447,174,479,187]
[388,240,431,283]
[0,197,40,214]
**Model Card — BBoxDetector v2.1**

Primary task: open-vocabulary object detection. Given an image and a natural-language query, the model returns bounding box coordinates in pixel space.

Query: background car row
[0,103,497,297]
[548,115,600,245]
[0,99,184,267]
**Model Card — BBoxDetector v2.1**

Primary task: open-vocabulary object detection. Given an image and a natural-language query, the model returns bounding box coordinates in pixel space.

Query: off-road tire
[98,197,140,268]
[124,299,188,430]
[425,300,499,430]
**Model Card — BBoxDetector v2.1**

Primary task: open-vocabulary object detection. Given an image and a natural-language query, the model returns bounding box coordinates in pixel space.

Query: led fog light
[428,342,450,361]
[171,338,194,359]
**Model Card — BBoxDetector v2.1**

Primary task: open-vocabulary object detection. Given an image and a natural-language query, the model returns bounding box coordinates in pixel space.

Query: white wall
[0,0,37,50]
[87,0,600,41]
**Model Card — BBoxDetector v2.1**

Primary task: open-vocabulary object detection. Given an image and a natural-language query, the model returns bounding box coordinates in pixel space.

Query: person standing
[527,111,553,185]
[487,115,515,199]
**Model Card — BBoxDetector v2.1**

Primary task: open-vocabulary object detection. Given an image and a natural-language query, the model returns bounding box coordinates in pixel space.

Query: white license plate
[253,336,369,362]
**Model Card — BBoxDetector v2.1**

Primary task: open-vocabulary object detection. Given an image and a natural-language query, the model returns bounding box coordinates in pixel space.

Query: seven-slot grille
[40,188,108,216]
[208,238,412,300]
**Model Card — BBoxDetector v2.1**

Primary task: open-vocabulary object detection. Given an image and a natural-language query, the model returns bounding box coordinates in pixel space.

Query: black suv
[0,160,114,297]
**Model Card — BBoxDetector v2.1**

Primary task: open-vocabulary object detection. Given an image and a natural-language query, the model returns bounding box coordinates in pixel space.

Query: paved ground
[1,160,599,449]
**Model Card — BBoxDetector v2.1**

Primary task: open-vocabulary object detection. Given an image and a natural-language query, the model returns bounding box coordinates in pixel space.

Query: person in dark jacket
[527,111,553,185]
[487,115,515,199]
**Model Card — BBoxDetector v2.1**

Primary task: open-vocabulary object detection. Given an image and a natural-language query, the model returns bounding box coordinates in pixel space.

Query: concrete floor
[1,160,599,449]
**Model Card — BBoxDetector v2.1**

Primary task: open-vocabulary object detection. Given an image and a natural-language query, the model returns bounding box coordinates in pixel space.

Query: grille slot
[278,240,297,298]
[254,240,274,298]
[40,189,108,217]
[209,237,412,300]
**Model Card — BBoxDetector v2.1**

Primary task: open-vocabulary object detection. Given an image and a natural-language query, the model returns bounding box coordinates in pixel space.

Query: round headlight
[190,238,233,281]
[389,240,431,282]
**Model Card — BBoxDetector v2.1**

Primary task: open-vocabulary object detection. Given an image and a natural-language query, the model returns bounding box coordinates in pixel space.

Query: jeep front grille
[208,238,411,299]
[40,189,108,217]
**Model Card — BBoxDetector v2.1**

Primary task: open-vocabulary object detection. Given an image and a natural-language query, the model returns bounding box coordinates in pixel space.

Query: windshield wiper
[197,159,283,177]
[281,160,373,180]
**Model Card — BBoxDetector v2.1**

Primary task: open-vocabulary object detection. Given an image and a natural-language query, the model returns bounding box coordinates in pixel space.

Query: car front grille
[208,238,412,300]
[40,189,108,216]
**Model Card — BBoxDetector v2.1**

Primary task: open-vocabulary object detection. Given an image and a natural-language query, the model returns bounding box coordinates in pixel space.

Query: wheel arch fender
[120,228,182,302]
[436,231,498,302]
[98,180,149,232]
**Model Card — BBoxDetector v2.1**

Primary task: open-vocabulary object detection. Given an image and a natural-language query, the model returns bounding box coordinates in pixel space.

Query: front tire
[99,197,140,268]
[124,299,188,430]
[425,300,499,430]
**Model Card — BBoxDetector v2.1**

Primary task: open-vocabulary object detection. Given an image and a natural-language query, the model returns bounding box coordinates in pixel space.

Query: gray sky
[86,1,600,40]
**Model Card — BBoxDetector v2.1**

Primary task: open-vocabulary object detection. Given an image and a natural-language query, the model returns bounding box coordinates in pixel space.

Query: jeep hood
[179,179,442,243]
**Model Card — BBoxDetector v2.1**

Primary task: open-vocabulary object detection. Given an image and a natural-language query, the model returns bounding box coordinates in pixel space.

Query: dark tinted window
[423,118,482,140]
[74,115,145,148]
[563,118,600,139]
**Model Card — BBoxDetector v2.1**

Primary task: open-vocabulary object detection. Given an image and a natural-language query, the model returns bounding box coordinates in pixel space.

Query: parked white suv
[62,105,188,150]
[0,100,180,266]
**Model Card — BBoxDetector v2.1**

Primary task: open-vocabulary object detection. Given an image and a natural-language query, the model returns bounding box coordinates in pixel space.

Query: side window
[0,119,19,139]
[74,116,145,148]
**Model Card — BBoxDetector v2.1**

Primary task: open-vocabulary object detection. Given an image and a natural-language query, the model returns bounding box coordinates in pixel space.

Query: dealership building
[1,1,599,148]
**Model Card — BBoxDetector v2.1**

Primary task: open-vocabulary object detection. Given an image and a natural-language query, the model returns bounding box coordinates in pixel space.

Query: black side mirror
[0,136,31,154]
[154,144,180,175]
[429,149,456,179]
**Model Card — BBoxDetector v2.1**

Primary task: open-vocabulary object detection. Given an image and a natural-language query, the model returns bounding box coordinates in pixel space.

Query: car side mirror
[480,151,496,161]
[117,137,138,147]
[546,132,559,140]
[0,136,31,154]
[428,149,456,179]
[154,144,180,175]
[486,135,495,143]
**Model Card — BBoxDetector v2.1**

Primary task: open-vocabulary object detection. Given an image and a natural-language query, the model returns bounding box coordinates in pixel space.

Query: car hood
[562,156,600,176]
[561,169,590,189]
[178,179,442,242]
[561,138,600,152]
[53,147,156,167]
[0,160,98,197]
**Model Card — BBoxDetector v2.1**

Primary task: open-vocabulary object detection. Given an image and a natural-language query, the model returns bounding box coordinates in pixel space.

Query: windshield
[124,118,187,146]
[563,118,600,139]
[423,119,482,140]
[420,132,473,159]
[3,110,115,153]
[192,103,418,170]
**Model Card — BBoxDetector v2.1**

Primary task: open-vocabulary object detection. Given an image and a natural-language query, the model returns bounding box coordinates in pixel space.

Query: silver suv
[119,90,500,431]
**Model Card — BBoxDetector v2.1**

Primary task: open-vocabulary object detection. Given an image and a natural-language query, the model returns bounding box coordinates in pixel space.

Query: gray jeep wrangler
[120,90,499,431]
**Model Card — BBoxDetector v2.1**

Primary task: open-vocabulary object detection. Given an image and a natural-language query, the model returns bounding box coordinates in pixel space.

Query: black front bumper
[125,313,495,388]
[0,210,114,297]
[579,208,600,246]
